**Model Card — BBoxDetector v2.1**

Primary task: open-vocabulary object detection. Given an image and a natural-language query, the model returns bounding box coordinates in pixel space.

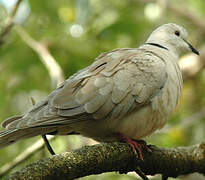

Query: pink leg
[119,135,151,160]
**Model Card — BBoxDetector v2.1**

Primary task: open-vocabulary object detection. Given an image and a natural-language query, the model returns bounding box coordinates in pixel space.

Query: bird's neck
[144,40,179,60]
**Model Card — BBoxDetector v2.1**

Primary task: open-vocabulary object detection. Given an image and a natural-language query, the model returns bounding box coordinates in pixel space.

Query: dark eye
[175,31,180,36]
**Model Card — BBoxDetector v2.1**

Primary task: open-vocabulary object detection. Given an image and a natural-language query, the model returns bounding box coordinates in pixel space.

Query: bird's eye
[175,31,180,36]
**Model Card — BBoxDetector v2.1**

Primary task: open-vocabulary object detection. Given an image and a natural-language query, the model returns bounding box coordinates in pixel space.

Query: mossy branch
[6,142,205,180]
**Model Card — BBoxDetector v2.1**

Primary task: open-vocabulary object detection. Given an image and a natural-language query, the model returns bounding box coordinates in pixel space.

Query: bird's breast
[111,60,183,140]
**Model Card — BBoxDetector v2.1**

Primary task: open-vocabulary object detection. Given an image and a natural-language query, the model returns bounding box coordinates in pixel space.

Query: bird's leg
[119,135,151,160]
[119,135,151,179]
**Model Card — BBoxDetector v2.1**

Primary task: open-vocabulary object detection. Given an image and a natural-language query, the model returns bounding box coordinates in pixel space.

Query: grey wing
[53,49,167,122]
[3,48,167,129]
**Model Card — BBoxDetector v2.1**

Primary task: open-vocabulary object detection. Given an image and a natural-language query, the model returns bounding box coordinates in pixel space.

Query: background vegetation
[0,0,205,179]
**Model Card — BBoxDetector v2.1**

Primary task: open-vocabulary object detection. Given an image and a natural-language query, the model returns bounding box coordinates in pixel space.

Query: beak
[185,40,199,55]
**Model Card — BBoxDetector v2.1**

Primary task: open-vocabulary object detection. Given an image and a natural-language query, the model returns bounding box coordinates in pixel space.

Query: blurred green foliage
[0,0,205,179]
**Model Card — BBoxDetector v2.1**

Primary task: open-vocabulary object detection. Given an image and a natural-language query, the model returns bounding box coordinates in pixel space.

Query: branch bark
[7,142,205,180]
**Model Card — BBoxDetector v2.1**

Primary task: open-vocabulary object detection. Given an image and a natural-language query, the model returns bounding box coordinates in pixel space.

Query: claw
[119,135,151,160]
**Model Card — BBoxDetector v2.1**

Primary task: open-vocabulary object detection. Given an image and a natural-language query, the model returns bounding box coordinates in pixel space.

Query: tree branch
[135,0,205,32]
[0,0,22,46]
[180,45,205,80]
[6,142,205,180]
[167,4,205,31]
[16,26,65,87]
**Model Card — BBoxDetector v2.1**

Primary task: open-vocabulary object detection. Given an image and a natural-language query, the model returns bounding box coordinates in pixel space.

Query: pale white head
[146,23,199,56]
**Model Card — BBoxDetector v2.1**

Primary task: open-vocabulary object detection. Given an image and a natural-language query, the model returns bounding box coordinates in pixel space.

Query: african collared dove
[0,23,199,156]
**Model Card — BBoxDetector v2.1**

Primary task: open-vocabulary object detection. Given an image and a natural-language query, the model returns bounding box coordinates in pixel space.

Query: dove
[0,23,199,159]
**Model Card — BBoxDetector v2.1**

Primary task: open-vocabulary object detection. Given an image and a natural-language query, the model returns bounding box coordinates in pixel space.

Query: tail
[0,129,25,148]
[0,114,58,148]
[0,101,73,148]
[0,126,59,148]
[0,105,57,148]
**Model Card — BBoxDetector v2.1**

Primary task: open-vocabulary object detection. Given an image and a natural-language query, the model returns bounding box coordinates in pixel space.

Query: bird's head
[146,23,199,56]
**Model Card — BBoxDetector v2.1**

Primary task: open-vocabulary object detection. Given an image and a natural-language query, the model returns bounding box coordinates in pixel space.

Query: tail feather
[0,127,57,148]
[0,129,19,148]
[1,115,23,128]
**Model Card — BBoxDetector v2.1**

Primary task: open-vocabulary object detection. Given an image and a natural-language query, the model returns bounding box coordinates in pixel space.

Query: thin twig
[0,136,55,178]
[167,4,205,31]
[134,0,205,32]
[42,135,55,155]
[16,25,65,87]
[0,0,22,46]
[179,46,205,80]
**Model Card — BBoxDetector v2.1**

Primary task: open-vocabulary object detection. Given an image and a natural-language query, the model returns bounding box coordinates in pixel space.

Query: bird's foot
[136,139,152,153]
[119,135,151,160]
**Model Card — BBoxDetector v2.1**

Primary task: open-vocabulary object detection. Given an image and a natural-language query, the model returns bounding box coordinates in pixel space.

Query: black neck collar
[145,43,168,51]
